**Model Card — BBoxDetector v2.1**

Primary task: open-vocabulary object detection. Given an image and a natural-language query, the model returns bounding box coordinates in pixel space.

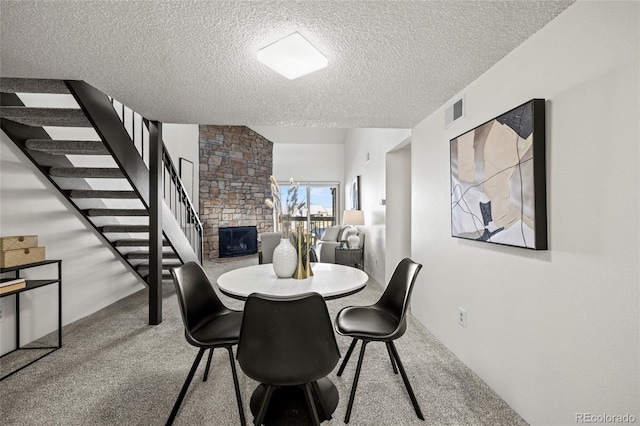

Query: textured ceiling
[1,0,574,132]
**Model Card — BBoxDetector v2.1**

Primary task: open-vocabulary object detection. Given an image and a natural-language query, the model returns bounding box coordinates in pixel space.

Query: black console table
[335,247,364,270]
[0,259,62,381]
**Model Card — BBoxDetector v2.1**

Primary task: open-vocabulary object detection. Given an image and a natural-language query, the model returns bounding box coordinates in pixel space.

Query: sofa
[258,232,282,264]
[315,225,365,264]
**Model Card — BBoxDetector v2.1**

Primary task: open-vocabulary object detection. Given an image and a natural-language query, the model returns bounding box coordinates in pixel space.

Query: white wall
[410,1,639,424]
[162,123,199,210]
[343,128,411,284]
[274,143,345,233]
[0,133,142,355]
[273,143,344,185]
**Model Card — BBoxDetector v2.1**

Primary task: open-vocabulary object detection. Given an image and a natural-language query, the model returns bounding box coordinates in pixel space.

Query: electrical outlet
[458,307,467,328]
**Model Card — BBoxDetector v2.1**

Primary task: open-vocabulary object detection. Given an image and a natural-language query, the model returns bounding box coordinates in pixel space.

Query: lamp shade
[343,210,364,226]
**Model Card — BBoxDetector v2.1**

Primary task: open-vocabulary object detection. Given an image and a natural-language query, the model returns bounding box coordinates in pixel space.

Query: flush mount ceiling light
[257,32,328,80]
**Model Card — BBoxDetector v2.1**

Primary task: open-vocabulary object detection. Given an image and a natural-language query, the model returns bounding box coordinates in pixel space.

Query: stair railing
[161,144,204,262]
[109,98,203,261]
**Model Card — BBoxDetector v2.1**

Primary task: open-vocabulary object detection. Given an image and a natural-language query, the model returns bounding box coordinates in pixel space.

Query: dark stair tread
[50,167,123,178]
[84,208,148,217]
[137,264,180,273]
[126,251,179,260]
[25,139,109,155]
[0,106,91,127]
[67,190,138,199]
[113,239,170,247]
[0,78,70,94]
[101,225,149,233]
[136,264,182,272]
[135,259,182,266]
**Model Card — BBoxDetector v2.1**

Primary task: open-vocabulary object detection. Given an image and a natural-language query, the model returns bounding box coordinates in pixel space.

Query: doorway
[385,140,412,285]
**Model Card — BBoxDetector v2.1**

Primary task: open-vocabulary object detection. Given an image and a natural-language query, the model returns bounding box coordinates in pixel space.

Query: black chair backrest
[171,262,230,341]
[375,258,423,338]
[237,292,340,386]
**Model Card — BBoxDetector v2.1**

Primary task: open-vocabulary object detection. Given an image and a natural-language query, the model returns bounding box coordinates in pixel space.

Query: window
[278,182,339,245]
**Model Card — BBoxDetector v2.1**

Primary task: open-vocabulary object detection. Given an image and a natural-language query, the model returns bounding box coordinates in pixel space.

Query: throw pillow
[320,225,341,242]
[344,227,358,238]
[338,225,353,241]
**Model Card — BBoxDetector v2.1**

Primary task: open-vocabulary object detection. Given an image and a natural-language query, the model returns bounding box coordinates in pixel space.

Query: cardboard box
[0,247,46,268]
[0,235,38,251]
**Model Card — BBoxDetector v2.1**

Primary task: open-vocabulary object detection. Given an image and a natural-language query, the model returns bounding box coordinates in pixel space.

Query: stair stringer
[64,80,198,265]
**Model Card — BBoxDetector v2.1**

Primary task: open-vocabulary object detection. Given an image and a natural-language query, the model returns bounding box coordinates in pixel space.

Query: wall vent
[445,97,464,128]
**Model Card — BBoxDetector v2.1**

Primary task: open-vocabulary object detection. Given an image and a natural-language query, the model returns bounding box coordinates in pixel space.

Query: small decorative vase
[293,228,308,279]
[304,233,313,277]
[273,238,297,278]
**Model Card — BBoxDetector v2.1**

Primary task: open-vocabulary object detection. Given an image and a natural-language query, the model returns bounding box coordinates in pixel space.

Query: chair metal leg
[344,340,368,424]
[337,338,358,377]
[166,348,205,426]
[388,341,424,420]
[254,384,274,426]
[227,346,246,426]
[385,342,398,374]
[203,348,214,382]
[311,380,332,420]
[303,383,321,426]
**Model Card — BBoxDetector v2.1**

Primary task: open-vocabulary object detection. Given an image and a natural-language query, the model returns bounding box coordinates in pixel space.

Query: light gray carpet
[0,257,527,425]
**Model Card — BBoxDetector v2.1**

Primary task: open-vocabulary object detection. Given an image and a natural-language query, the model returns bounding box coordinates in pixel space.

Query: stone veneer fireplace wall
[199,125,274,260]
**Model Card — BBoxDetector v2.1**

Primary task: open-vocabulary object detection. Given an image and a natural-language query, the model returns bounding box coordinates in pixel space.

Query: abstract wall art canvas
[450,99,547,250]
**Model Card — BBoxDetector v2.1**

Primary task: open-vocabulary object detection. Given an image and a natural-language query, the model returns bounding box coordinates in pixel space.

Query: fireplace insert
[219,226,258,258]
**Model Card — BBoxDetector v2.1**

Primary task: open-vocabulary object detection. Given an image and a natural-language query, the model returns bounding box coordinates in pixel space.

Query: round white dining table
[217,262,368,300]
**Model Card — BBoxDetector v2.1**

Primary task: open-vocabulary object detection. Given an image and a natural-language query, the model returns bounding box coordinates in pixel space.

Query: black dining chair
[167,261,246,426]
[334,257,424,423]
[237,292,341,426]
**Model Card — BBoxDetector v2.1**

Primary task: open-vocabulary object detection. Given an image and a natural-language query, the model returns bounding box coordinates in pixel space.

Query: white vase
[272,238,297,278]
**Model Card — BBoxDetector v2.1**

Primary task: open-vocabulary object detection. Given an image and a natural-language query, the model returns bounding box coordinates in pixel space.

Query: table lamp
[342,210,364,248]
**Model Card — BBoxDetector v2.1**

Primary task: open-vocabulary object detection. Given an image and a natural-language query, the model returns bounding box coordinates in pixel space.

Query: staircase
[0,78,202,324]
